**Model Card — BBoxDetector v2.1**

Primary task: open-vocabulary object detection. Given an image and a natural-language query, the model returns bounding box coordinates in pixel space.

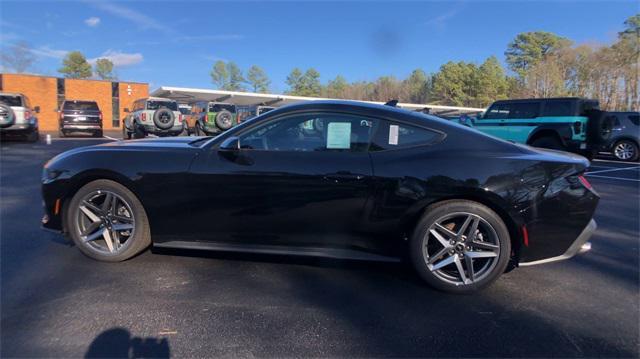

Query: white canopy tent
[150,86,485,117]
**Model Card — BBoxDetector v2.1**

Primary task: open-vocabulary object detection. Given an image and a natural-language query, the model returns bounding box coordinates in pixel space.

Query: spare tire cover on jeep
[585,109,614,144]
[215,110,234,130]
[153,108,175,130]
[0,104,16,129]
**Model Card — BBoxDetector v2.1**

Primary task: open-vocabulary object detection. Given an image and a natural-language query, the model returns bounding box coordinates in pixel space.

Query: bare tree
[1,42,36,73]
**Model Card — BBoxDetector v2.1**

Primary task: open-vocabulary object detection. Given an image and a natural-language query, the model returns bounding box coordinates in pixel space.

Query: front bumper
[61,123,102,131]
[519,219,596,266]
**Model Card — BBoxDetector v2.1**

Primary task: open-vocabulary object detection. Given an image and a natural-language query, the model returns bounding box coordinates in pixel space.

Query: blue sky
[0,1,637,93]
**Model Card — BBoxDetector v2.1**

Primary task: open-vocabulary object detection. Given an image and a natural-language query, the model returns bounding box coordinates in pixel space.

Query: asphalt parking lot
[1,138,638,357]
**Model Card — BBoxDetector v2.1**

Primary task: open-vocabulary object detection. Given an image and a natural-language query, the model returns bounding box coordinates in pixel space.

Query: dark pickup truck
[58,100,103,137]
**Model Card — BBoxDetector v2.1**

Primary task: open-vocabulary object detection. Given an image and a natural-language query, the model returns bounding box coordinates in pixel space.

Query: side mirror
[124,108,130,113]
[219,136,240,151]
[34,106,40,113]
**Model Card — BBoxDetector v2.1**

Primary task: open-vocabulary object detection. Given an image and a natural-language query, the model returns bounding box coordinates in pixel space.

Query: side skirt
[154,241,402,263]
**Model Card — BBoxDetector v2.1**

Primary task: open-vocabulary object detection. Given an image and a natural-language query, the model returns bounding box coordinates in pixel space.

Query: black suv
[58,100,103,137]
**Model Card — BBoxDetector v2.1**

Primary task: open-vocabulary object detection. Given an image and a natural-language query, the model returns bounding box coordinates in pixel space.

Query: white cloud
[178,34,244,41]
[424,9,460,31]
[30,46,69,59]
[89,50,143,67]
[91,1,174,34]
[84,17,101,27]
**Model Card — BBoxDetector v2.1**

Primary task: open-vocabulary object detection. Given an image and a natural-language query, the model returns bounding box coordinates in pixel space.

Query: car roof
[144,97,176,102]
[0,92,24,97]
[491,97,598,104]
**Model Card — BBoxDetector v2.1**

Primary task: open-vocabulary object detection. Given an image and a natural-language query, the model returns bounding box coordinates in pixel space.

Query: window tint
[370,120,440,151]
[484,103,510,119]
[210,104,236,113]
[63,101,99,111]
[0,95,22,106]
[239,113,375,152]
[627,115,639,127]
[507,102,539,119]
[543,101,573,116]
[146,101,177,111]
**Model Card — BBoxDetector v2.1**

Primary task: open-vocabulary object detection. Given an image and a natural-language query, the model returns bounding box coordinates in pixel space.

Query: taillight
[179,114,183,123]
[99,112,103,120]
[141,113,146,121]
[59,111,63,120]
[203,114,207,123]
[521,225,529,247]
[24,111,31,119]
[578,175,592,190]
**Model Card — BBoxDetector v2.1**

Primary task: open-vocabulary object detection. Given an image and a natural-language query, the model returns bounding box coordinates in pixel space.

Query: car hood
[99,136,208,148]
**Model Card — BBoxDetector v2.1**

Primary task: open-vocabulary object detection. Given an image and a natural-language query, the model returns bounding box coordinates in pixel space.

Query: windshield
[147,101,178,111]
[63,101,99,111]
[179,107,191,115]
[0,95,23,107]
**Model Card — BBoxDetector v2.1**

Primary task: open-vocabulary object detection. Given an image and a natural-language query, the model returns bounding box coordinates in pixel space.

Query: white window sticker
[389,124,399,145]
[326,122,351,149]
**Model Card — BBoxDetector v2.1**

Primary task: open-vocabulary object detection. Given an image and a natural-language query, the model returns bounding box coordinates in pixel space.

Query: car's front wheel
[410,200,511,293]
[66,179,151,262]
[613,139,639,161]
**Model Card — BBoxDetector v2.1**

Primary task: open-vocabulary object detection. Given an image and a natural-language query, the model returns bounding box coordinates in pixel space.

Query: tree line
[210,14,639,111]
[1,14,636,110]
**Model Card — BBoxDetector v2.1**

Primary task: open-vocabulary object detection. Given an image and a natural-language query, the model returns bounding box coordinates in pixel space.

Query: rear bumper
[519,219,596,266]
[1,123,37,134]
[61,123,102,131]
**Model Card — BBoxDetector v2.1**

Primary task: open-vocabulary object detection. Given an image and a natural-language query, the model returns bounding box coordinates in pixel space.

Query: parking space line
[593,159,640,165]
[584,174,640,182]
[103,135,120,141]
[587,165,640,175]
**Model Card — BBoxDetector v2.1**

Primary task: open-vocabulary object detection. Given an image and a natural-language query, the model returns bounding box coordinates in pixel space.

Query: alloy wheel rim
[614,142,635,160]
[76,190,135,254]
[423,212,500,286]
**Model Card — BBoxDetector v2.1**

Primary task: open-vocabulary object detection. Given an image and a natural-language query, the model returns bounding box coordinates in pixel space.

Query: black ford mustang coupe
[42,101,598,293]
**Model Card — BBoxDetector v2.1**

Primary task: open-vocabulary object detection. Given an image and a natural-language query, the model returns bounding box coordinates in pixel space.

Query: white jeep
[123,97,183,139]
[0,92,39,142]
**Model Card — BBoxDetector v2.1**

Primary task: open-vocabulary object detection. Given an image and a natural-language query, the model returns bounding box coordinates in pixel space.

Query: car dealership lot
[1,139,638,357]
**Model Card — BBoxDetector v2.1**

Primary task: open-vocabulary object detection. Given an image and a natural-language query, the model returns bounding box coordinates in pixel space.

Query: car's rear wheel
[66,179,151,262]
[613,140,639,161]
[410,200,511,293]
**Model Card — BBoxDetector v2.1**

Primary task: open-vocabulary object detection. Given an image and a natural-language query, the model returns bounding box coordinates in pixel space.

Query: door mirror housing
[219,136,240,151]
[34,106,40,113]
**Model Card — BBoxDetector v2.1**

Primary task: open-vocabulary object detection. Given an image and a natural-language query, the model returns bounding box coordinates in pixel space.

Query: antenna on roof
[384,99,398,107]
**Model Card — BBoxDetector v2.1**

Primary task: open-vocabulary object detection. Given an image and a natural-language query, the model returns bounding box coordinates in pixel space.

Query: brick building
[0,73,149,132]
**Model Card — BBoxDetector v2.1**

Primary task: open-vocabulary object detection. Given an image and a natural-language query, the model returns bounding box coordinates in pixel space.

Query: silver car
[0,92,40,142]
[603,112,640,161]
[123,97,183,139]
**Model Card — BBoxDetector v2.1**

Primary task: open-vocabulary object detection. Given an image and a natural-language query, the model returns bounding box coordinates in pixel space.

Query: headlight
[42,168,64,182]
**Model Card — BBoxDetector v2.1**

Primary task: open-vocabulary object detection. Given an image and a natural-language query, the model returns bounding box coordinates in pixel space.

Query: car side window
[484,104,510,119]
[508,102,540,119]
[369,120,441,151]
[542,101,573,116]
[238,113,376,152]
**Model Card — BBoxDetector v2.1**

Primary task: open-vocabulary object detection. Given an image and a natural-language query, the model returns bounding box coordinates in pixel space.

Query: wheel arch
[526,126,569,146]
[402,194,524,262]
[612,136,639,147]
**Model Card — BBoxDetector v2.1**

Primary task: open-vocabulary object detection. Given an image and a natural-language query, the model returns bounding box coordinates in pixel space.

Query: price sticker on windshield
[326,122,351,149]
[389,125,399,145]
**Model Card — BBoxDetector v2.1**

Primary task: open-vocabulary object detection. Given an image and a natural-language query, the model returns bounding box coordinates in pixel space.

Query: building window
[56,78,65,109]
[112,82,119,98]
[0,74,3,91]
[112,97,120,127]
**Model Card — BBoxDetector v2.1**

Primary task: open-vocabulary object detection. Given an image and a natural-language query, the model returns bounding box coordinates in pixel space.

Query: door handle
[323,172,365,182]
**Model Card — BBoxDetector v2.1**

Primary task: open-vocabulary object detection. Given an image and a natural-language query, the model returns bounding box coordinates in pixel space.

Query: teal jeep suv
[461,98,613,159]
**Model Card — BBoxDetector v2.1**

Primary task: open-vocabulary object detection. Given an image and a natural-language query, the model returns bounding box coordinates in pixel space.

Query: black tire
[93,130,103,138]
[153,109,175,130]
[0,104,15,128]
[530,136,566,151]
[122,126,132,140]
[26,129,39,142]
[195,122,205,136]
[410,200,511,294]
[585,109,613,144]
[613,139,639,162]
[66,179,151,262]
[59,130,66,138]
[133,123,145,139]
[215,110,234,130]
